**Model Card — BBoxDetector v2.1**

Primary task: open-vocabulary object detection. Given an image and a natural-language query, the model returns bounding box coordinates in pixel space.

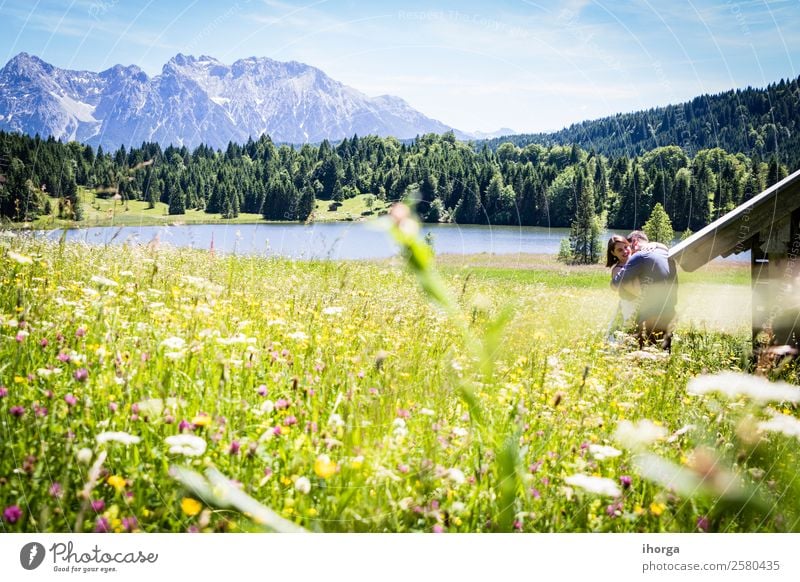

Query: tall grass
[0,228,797,533]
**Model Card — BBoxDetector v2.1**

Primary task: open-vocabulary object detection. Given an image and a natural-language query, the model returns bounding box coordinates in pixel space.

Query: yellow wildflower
[107,475,126,493]
[191,414,211,427]
[313,455,337,479]
[649,502,666,516]
[181,497,202,517]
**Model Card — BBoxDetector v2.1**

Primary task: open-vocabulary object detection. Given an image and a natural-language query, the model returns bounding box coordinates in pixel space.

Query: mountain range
[0,52,481,150]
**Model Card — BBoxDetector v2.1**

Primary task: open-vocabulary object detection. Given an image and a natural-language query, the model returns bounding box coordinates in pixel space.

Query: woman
[605,235,639,331]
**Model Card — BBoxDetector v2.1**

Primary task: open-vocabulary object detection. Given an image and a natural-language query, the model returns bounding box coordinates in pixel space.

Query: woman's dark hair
[606,235,629,267]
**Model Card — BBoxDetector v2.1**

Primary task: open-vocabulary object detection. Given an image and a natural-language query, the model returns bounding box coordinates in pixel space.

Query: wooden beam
[670,168,800,272]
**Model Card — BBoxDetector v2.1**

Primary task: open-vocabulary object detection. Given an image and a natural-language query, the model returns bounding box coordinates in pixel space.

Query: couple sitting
[606,231,678,350]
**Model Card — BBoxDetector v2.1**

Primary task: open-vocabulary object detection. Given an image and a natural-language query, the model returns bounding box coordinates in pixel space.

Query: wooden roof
[669,167,800,272]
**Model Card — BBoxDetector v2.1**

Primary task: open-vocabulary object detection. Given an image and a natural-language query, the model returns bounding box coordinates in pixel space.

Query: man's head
[627,230,649,253]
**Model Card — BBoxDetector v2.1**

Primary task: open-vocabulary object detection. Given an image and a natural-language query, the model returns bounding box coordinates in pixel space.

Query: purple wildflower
[432,524,444,533]
[257,385,268,397]
[620,475,632,489]
[697,516,710,532]
[0,386,7,398]
[74,368,89,382]
[34,405,48,417]
[40,338,49,348]
[606,501,623,517]
[229,441,240,455]
[283,415,297,426]
[122,516,137,531]
[94,517,110,533]
[275,398,289,410]
[57,352,71,363]
[22,456,36,473]
[49,482,63,498]
[91,499,105,512]
[10,405,25,418]
[178,419,192,432]
[397,408,410,419]
[64,394,77,407]
[75,326,87,338]
[3,505,22,524]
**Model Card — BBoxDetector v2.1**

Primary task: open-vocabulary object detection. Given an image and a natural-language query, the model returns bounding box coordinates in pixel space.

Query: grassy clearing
[312,194,391,222]
[0,230,797,534]
[18,190,390,230]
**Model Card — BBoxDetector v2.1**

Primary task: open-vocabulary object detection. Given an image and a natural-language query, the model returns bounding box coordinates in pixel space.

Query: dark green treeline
[483,76,800,170]
[0,130,790,232]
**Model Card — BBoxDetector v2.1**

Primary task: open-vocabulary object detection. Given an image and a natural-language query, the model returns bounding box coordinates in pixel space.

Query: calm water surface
[35,221,749,262]
[38,222,572,259]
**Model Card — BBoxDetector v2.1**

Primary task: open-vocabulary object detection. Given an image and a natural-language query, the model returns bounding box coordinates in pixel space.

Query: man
[611,231,678,350]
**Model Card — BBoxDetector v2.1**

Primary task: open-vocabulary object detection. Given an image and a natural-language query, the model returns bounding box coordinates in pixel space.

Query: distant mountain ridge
[0,52,468,150]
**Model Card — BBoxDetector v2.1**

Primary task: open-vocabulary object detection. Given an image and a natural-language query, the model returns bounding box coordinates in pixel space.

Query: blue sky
[1,0,798,134]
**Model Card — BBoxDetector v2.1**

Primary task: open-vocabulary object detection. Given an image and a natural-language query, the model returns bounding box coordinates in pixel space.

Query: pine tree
[642,202,674,244]
[297,185,316,221]
[168,181,186,215]
[568,171,600,264]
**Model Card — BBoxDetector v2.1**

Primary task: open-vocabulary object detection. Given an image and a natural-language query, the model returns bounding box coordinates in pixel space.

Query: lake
[33,221,749,262]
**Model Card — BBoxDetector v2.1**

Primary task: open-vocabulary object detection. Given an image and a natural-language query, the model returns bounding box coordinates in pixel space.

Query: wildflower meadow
[1,220,799,534]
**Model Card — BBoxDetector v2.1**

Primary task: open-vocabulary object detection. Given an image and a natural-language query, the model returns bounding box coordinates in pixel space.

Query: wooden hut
[669,168,800,352]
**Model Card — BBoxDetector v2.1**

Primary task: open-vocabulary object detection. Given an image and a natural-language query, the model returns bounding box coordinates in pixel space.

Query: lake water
[34,221,749,262]
[36,222,572,259]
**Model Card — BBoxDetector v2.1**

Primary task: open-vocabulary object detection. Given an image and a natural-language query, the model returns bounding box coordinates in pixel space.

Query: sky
[0,0,798,135]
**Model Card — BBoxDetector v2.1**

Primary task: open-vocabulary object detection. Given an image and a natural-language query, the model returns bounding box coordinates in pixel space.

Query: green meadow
[1,223,799,534]
[16,189,389,230]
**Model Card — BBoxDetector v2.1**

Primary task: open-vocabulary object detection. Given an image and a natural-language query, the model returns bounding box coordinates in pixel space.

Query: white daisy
[564,474,621,497]
[687,371,800,403]
[165,434,207,456]
[589,444,622,460]
[614,419,668,448]
[96,431,141,446]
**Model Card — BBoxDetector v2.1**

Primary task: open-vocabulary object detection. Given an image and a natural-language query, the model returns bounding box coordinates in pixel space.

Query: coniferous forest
[0,75,797,232]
